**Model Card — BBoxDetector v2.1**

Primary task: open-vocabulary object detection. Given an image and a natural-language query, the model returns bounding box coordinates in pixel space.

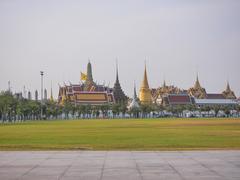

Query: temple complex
[150,75,237,107]
[57,61,237,107]
[139,64,152,105]
[58,61,115,105]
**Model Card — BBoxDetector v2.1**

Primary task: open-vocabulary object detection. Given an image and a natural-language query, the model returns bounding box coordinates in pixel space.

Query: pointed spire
[50,81,54,102]
[163,80,166,87]
[87,60,93,82]
[113,60,127,104]
[128,82,140,110]
[84,60,95,91]
[222,80,236,99]
[134,81,137,100]
[116,59,119,83]
[139,61,152,105]
[141,62,150,88]
[194,74,201,89]
[226,81,231,91]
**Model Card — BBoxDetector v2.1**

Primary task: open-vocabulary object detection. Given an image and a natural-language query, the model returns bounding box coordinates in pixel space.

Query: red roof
[168,95,192,105]
[207,94,225,99]
[73,86,82,91]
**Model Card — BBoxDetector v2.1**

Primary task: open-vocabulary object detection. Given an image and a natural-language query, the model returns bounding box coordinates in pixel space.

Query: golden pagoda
[139,64,152,105]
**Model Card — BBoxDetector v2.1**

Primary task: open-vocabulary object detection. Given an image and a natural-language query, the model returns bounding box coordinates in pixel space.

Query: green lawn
[0,118,240,150]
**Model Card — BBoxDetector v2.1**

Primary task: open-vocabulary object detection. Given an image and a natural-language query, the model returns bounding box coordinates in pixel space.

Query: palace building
[58,61,126,105]
[156,76,237,107]
[188,76,237,100]
[151,81,186,105]
[140,72,238,107]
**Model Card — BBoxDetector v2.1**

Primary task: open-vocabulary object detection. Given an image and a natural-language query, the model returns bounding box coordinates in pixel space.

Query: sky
[0,0,240,98]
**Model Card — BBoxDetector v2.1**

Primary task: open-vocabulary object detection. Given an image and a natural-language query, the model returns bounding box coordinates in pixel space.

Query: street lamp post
[40,71,44,119]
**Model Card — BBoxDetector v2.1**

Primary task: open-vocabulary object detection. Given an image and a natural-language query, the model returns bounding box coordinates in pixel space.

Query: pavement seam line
[100,151,107,180]
[187,151,224,178]
[131,151,144,180]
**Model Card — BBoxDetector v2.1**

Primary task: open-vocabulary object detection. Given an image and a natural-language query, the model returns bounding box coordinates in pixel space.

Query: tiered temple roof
[58,61,115,105]
[113,63,127,104]
[188,75,207,99]
[222,81,236,99]
[162,94,194,106]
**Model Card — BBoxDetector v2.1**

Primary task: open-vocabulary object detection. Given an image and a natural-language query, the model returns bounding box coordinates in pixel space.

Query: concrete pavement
[0,151,240,180]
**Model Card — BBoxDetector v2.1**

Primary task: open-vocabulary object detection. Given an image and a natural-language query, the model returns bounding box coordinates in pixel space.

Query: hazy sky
[0,0,240,98]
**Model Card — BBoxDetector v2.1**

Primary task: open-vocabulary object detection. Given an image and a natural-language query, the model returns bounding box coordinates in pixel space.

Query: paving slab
[0,151,240,180]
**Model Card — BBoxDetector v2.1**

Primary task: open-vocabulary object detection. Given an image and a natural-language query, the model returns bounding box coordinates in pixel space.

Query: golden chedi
[139,64,152,105]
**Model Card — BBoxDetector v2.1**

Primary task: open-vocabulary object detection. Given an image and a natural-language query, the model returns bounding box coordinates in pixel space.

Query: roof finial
[141,60,150,89]
[116,58,119,82]
[194,72,201,89]
[163,79,166,87]
[226,80,231,91]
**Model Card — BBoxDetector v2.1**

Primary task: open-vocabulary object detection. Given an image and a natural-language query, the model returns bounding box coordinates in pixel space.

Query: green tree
[100,104,109,118]
[223,106,231,117]
[63,100,72,119]
[119,103,127,118]
[213,105,221,117]
[85,105,92,118]
[140,104,152,118]
[112,104,120,118]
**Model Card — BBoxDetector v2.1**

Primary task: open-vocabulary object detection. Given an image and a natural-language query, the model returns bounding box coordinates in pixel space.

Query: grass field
[0,118,240,150]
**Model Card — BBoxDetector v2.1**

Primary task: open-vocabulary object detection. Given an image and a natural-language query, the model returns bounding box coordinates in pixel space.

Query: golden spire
[61,87,66,105]
[139,62,152,105]
[141,63,150,89]
[194,74,201,89]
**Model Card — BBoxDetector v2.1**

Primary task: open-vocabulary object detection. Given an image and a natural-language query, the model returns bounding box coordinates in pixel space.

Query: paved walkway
[0,151,240,180]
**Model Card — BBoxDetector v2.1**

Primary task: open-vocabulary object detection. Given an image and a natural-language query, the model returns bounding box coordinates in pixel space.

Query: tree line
[0,91,239,123]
